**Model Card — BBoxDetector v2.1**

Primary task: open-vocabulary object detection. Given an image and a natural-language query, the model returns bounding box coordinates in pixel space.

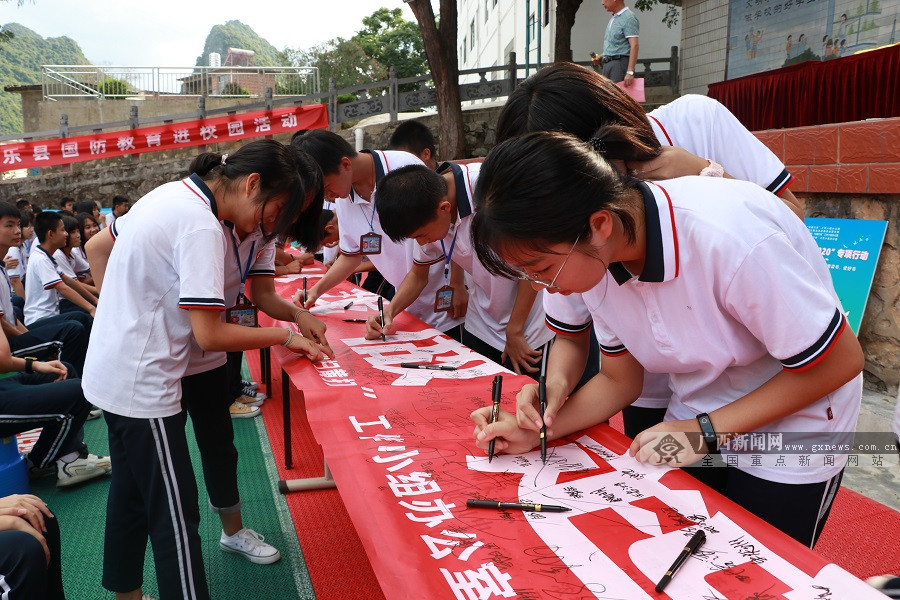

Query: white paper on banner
[309,288,381,315]
[342,329,509,385]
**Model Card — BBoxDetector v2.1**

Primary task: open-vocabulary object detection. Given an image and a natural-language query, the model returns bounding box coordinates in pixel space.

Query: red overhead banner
[0,103,328,172]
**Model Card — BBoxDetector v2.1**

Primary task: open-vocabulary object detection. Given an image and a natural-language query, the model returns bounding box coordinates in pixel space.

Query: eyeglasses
[516,232,582,291]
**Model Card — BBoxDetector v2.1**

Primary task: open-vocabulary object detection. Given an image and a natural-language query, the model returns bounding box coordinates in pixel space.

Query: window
[493,0,498,6]
[529,13,535,41]
[543,0,550,26]
[470,19,476,49]
[462,38,467,63]
[485,0,489,22]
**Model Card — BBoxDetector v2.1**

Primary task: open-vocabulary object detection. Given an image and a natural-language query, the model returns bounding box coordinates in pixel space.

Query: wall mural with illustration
[726,0,899,79]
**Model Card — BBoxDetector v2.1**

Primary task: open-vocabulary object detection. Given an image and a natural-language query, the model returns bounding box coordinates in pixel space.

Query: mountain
[0,23,90,135]
[195,20,284,67]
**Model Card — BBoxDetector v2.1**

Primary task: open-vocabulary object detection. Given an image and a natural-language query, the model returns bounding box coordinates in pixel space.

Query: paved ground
[842,388,900,511]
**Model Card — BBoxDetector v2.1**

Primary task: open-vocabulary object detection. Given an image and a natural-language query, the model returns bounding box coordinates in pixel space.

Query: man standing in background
[599,0,639,86]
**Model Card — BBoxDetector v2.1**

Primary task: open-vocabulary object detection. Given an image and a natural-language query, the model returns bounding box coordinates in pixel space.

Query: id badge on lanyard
[434,231,458,313]
[360,198,382,255]
[225,236,258,327]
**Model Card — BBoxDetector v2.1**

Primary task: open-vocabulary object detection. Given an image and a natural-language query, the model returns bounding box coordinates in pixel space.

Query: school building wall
[1,108,897,394]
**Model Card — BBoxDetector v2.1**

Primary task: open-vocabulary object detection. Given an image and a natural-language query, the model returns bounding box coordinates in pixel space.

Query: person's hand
[624,72,635,87]
[283,332,329,361]
[88,307,96,318]
[471,406,540,456]
[501,331,541,375]
[514,380,569,432]
[34,360,67,381]
[4,256,18,270]
[297,252,315,266]
[0,515,49,565]
[626,146,709,181]
[296,311,333,356]
[292,284,321,309]
[365,313,395,340]
[450,282,468,320]
[283,260,302,275]
[0,494,53,534]
[629,419,708,467]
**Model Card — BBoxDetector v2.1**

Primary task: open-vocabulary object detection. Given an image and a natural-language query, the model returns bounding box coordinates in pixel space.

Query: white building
[457,1,682,78]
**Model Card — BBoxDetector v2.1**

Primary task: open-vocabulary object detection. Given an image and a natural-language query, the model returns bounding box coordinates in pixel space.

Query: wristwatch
[625,70,635,75]
[696,413,718,453]
[699,159,725,177]
[23,356,36,373]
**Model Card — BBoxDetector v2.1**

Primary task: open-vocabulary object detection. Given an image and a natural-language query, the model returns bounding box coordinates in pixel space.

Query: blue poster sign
[805,217,888,334]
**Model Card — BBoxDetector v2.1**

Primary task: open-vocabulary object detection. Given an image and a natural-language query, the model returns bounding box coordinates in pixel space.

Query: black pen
[399,363,457,371]
[343,301,354,310]
[342,318,367,323]
[466,499,571,513]
[488,375,502,462]
[377,296,385,341]
[302,277,308,304]
[655,530,706,593]
[539,374,547,464]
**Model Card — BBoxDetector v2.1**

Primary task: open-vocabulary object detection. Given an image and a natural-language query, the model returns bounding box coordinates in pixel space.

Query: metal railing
[41,65,320,100]
[5,50,678,145]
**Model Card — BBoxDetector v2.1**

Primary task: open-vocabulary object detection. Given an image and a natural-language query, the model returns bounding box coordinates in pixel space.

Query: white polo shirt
[4,245,27,281]
[336,149,462,333]
[23,245,63,325]
[545,178,860,484]
[52,249,89,280]
[82,174,226,418]
[647,95,794,195]
[0,265,16,326]
[413,162,553,353]
[70,247,91,278]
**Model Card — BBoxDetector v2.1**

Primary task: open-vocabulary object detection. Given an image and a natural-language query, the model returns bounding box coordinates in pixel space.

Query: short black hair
[0,201,21,221]
[285,146,325,250]
[112,195,130,208]
[15,199,30,211]
[375,164,448,243]
[19,210,33,229]
[73,200,96,215]
[35,211,63,242]
[61,214,79,234]
[59,197,75,208]
[389,120,436,158]
[291,130,356,175]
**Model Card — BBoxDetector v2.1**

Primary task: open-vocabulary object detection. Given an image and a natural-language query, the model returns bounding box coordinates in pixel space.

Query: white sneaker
[57,453,112,487]
[220,528,281,564]
[241,379,259,392]
[86,407,103,420]
[229,401,260,419]
[235,392,266,408]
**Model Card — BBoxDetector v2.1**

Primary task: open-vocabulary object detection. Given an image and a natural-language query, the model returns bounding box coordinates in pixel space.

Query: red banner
[0,104,328,172]
[262,269,882,600]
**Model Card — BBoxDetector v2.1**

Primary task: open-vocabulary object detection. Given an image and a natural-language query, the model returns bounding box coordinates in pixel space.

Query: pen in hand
[488,375,502,463]
[655,530,706,593]
[302,277,308,304]
[377,296,385,341]
[539,375,547,464]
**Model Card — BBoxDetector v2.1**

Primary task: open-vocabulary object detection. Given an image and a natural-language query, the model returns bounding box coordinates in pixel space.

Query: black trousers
[10,311,92,376]
[183,364,241,514]
[460,329,542,382]
[621,405,669,439]
[0,514,63,600]
[102,411,210,600]
[0,365,88,468]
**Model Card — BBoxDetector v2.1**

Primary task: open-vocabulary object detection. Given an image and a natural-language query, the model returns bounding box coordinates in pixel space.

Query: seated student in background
[292,130,466,338]
[56,216,97,294]
[24,212,96,325]
[75,211,100,277]
[469,132,863,547]
[0,493,64,600]
[58,198,74,213]
[0,327,111,487]
[368,163,552,376]
[5,209,32,300]
[104,194,129,229]
[0,202,91,375]
[388,119,438,170]
[73,199,103,228]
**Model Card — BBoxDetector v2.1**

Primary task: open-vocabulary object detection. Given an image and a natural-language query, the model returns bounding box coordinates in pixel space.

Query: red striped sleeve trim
[781,309,846,372]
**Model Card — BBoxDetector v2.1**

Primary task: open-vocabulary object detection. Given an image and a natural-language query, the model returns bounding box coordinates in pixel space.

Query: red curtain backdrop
[709,45,900,131]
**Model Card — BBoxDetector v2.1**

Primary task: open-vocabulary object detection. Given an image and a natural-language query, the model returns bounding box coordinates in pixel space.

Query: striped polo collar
[608,181,679,285]
[186,173,219,218]
[437,162,474,219]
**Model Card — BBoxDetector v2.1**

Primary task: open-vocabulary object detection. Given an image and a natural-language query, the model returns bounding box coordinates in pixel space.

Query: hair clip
[221,153,228,166]
[588,137,607,155]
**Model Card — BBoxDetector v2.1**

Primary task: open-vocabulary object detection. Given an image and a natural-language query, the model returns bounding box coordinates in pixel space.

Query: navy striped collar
[437,162,473,219]
[188,173,219,218]
[608,182,672,285]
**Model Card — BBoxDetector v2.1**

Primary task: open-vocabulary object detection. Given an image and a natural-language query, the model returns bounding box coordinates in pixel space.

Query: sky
[1,0,417,65]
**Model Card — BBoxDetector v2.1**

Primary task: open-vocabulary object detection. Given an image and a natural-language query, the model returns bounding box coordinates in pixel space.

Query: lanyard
[362,198,377,232]
[439,227,459,283]
[229,232,256,300]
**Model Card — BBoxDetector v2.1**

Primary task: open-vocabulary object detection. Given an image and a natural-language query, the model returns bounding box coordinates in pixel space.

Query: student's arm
[501,281,543,375]
[630,325,863,465]
[274,259,302,276]
[188,309,331,359]
[449,262,468,320]
[1,318,21,338]
[515,329,591,431]
[297,253,363,308]
[53,281,95,315]
[249,276,331,352]
[777,188,804,219]
[625,37,639,87]
[472,350,644,456]
[365,263,430,339]
[59,273,97,306]
[84,229,115,291]
[0,329,67,381]
[9,277,24,299]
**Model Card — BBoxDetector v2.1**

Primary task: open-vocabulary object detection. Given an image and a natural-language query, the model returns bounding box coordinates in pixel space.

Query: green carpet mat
[29,407,315,599]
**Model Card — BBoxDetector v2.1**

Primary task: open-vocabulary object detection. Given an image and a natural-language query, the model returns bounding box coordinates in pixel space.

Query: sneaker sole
[219,542,281,564]
[230,409,260,419]
[238,399,265,408]
[57,467,110,487]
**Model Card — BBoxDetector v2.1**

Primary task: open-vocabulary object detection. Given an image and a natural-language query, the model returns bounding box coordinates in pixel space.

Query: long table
[260,269,885,600]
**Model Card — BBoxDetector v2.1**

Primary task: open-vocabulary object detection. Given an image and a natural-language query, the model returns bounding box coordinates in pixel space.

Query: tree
[353,8,427,82]
[282,37,388,93]
[555,0,584,62]
[404,0,465,159]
